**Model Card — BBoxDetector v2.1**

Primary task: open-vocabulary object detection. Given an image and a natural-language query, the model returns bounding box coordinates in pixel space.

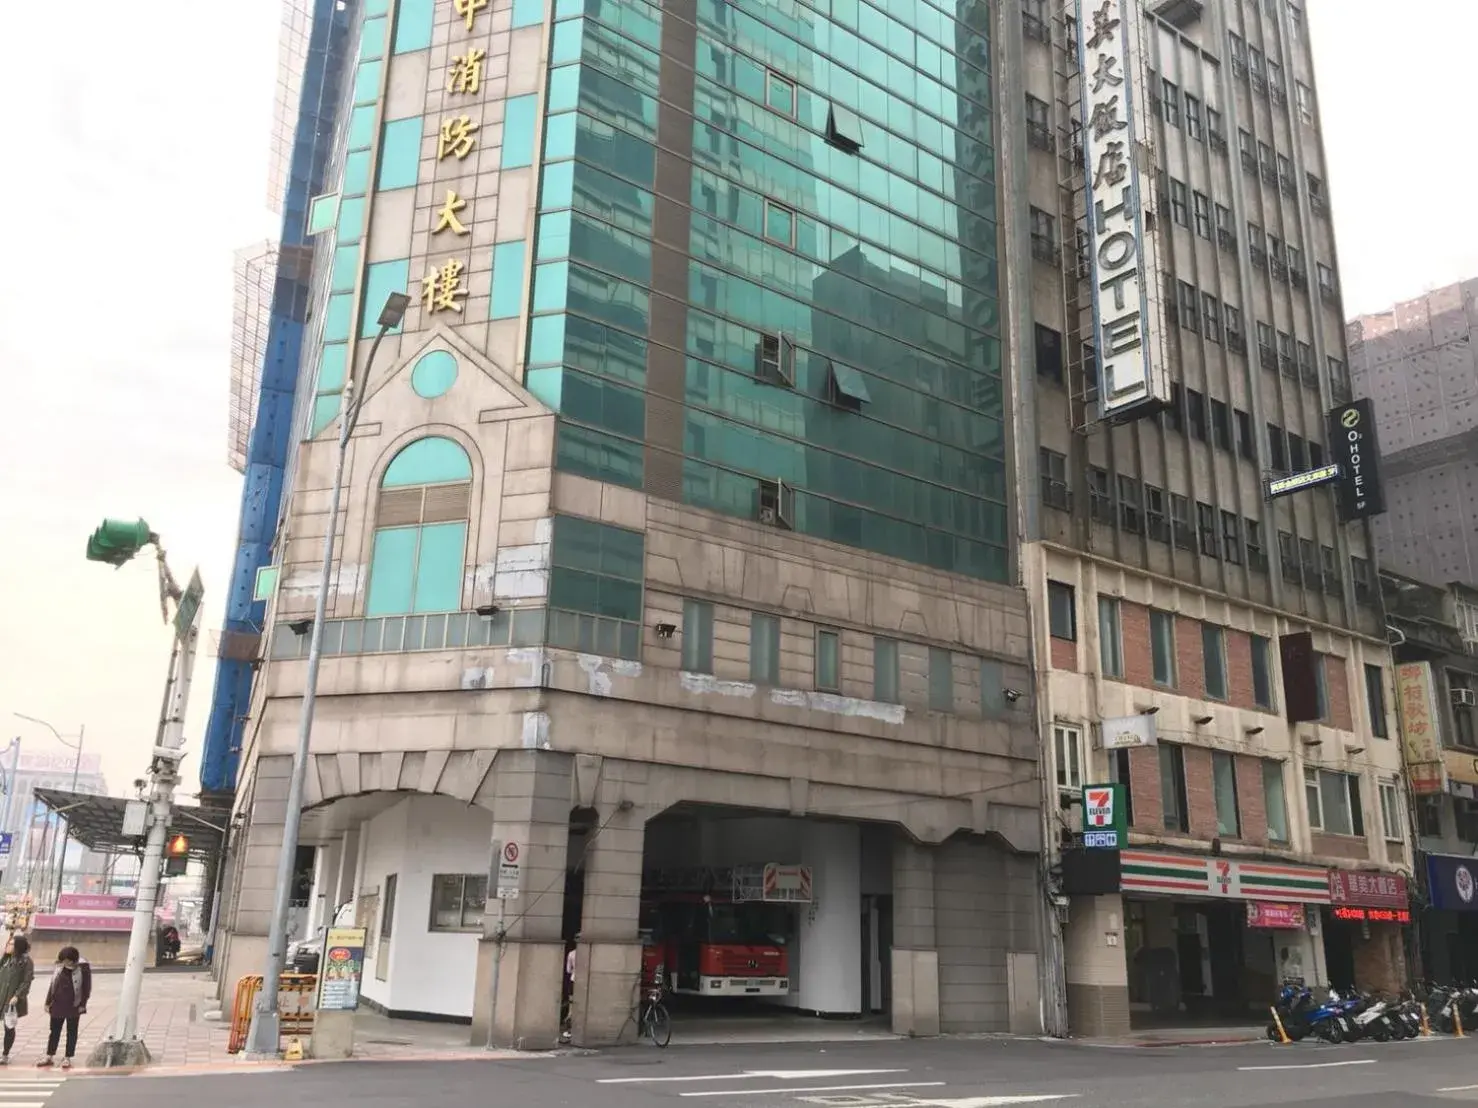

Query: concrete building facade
[1005,0,1407,1033]
[214,0,1047,1048]
[1346,280,1478,589]
[1382,572,1478,983]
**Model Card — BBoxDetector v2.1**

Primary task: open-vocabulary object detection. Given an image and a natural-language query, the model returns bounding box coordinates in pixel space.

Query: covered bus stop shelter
[27,788,231,963]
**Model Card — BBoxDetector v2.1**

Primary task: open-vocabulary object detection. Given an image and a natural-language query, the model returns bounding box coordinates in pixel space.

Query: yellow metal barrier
[1268,1005,1292,1044]
[228,974,319,1054]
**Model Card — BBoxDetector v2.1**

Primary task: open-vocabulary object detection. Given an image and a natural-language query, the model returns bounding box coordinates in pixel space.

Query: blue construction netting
[199,0,354,795]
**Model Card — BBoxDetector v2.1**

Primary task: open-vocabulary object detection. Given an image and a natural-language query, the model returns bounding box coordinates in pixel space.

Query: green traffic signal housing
[85,518,155,567]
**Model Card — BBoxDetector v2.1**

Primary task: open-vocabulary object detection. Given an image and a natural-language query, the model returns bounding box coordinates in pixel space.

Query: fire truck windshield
[704,902,786,945]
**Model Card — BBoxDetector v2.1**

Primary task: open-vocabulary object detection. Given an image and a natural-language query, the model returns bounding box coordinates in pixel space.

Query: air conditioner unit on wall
[1454,688,1477,708]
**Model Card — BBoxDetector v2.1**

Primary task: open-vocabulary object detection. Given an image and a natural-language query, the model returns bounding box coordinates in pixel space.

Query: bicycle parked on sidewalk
[632,974,671,1048]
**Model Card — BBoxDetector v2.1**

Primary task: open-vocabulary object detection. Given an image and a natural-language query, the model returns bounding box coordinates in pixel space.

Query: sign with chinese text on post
[1246,902,1306,929]
[1075,0,1170,420]
[1081,782,1126,848]
[1396,661,1445,794]
[317,927,368,1011]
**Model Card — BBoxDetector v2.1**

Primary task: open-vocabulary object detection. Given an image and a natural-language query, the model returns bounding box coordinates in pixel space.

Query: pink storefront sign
[31,913,133,932]
[1328,869,1409,910]
[1246,901,1306,929]
[55,894,135,913]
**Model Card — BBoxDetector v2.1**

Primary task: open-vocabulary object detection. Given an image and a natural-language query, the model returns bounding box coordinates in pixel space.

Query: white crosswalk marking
[0,1078,65,1108]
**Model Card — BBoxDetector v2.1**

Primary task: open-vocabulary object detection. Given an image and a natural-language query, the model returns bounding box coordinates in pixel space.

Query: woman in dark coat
[0,934,35,1065]
[40,946,90,1069]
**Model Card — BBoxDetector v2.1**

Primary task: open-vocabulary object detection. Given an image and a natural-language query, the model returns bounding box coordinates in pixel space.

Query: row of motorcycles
[1268,981,1478,1043]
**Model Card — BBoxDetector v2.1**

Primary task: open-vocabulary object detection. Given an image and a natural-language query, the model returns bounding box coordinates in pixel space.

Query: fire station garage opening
[596,806,895,1028]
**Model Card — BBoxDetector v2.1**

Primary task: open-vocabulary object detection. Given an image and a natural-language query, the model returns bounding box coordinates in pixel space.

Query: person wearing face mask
[0,934,35,1065]
[39,946,90,1070]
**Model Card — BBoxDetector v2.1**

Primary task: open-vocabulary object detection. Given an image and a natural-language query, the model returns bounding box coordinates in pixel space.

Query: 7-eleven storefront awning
[1120,850,1331,904]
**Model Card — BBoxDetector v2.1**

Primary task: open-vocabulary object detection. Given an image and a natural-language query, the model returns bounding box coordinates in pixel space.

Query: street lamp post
[79,522,203,1069]
[243,293,409,1057]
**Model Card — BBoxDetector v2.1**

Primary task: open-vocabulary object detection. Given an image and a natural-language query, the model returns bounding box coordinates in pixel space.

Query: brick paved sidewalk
[4,969,528,1072]
[5,969,219,1068]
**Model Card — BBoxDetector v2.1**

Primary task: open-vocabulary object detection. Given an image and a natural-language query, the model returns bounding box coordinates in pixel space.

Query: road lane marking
[600,1070,906,1084]
[912,1098,1078,1107]
[1238,1060,1376,1071]
[1438,1086,1478,1093]
[679,1083,945,1100]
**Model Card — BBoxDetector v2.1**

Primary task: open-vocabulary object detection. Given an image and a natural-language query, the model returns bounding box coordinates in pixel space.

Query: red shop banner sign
[1247,902,1306,929]
[1328,869,1408,910]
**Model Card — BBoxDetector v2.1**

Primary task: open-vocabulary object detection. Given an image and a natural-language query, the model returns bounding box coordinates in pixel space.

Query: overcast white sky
[0,0,1473,793]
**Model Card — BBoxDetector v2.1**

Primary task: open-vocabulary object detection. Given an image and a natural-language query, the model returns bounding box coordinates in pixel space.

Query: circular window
[410,349,458,399]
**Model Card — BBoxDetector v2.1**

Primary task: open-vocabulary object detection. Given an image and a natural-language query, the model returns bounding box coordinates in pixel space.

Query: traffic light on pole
[164,833,190,877]
[85,519,154,567]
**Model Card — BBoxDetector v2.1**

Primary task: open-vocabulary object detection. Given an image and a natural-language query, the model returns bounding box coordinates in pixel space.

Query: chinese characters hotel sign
[1396,662,1444,794]
[1075,0,1169,419]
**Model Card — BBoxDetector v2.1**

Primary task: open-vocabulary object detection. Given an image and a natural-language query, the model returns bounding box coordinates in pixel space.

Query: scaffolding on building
[229,242,280,474]
[267,0,315,219]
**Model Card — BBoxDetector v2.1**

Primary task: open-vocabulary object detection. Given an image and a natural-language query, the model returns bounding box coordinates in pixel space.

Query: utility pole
[243,291,408,1058]
[80,519,202,1069]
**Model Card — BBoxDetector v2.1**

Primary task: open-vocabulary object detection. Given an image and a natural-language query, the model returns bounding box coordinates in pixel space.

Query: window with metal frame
[430,874,487,931]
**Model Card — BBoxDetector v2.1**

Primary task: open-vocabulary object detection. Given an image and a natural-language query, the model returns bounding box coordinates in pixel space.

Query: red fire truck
[641,865,810,997]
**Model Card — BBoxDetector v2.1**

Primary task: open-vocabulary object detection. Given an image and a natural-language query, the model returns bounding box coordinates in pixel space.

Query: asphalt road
[39,1035,1478,1108]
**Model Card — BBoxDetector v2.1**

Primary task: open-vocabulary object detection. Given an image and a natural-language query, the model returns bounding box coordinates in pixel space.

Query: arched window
[365,436,472,616]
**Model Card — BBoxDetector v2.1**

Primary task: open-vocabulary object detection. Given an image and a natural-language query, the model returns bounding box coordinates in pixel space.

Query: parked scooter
[1268,984,1355,1043]
[1345,991,1410,1042]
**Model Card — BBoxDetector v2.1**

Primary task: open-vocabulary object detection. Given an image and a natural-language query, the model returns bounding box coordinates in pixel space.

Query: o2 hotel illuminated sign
[1076,0,1170,421]
[1326,399,1387,522]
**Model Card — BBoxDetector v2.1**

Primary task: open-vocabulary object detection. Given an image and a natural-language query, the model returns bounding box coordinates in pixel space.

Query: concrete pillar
[308,839,342,938]
[570,805,648,1047]
[1063,894,1130,1036]
[891,837,940,1037]
[334,827,360,920]
[472,751,571,1050]
[794,821,862,1017]
[218,756,293,1013]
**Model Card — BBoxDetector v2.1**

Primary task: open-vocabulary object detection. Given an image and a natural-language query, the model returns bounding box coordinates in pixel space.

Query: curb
[70,1049,543,1079]
[1057,1034,1269,1050]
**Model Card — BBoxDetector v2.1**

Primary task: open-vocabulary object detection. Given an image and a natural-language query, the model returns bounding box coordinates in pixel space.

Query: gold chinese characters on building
[420,4,489,315]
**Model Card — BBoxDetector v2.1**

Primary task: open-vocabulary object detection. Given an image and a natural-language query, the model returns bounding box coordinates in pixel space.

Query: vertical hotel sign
[1396,661,1445,795]
[1076,0,1169,419]
[1325,399,1387,522]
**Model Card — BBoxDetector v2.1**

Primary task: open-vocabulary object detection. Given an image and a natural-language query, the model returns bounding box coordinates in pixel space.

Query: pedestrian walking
[560,934,580,1043]
[0,934,35,1065]
[39,946,90,1070]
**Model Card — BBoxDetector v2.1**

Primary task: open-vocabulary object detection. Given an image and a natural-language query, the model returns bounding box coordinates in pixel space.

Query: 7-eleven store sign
[1120,850,1330,903]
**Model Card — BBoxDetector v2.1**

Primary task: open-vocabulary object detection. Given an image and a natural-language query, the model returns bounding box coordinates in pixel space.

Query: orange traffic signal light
[167,834,189,857]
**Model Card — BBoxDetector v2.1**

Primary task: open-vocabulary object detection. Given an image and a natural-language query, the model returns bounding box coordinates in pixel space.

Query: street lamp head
[378,292,410,329]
